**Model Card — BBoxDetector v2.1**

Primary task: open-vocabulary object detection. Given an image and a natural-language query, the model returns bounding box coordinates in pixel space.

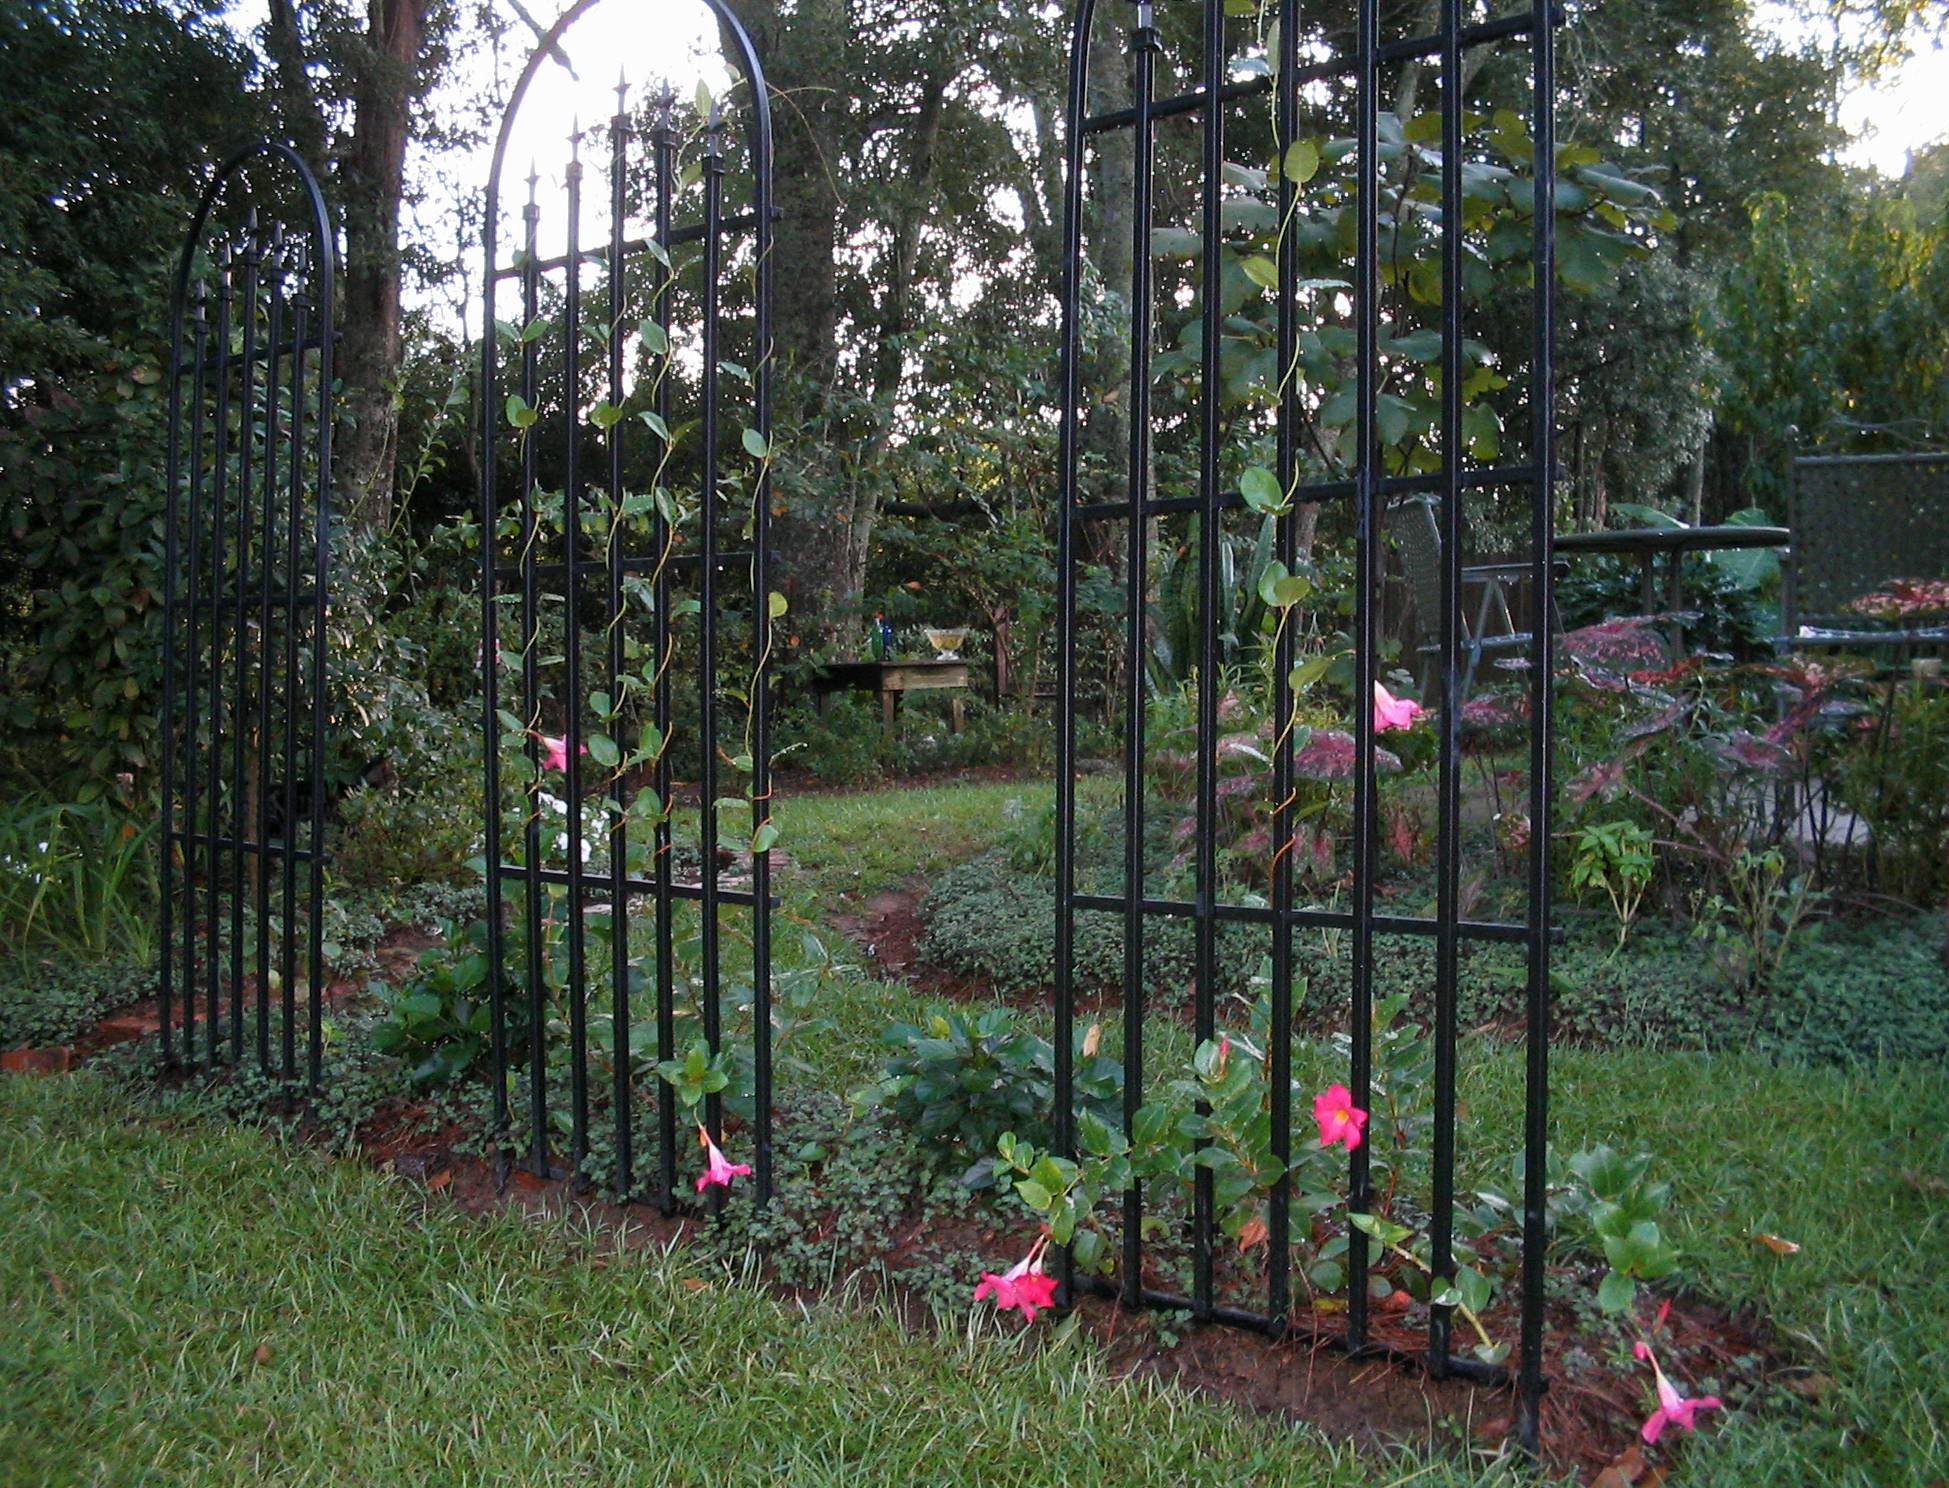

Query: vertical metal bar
[281,272,307,1087]
[1267,0,1300,1335]
[204,246,233,1065]
[1050,0,1094,1305]
[160,269,189,1070]
[255,226,284,1077]
[1518,0,1558,1452]
[1427,0,1465,1374]
[1191,0,1225,1323]
[1347,0,1381,1350]
[563,126,592,1180]
[180,284,208,1067]
[519,166,550,1173]
[606,81,634,1202]
[1120,1,1159,1308]
[748,86,777,1213]
[698,108,727,1217]
[305,226,335,1093]
[480,169,511,1156]
[650,96,679,1214]
[229,214,260,1064]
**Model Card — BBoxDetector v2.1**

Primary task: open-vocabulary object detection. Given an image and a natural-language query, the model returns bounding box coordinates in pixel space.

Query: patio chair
[1783,452,1949,657]
[1386,495,1547,699]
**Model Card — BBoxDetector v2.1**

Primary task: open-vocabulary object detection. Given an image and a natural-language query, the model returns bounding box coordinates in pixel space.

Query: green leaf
[751,821,780,854]
[1596,1269,1637,1314]
[1240,254,1279,290]
[505,394,538,430]
[1015,1179,1053,1210]
[1239,466,1286,514]
[637,410,670,441]
[741,428,770,460]
[1282,139,1320,186]
[589,400,623,429]
[640,320,669,355]
[767,590,789,619]
[586,733,620,768]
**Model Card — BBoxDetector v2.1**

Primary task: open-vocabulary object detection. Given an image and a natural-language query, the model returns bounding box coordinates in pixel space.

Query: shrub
[0,957,153,1049]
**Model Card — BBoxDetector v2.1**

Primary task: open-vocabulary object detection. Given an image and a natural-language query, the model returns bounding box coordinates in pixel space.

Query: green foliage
[0,956,153,1049]
[1568,820,1656,951]
[0,0,267,789]
[0,792,157,961]
[1553,1146,1680,1315]
[918,850,1258,1003]
[368,921,522,1088]
[848,1007,1122,1165]
[1716,189,1949,505]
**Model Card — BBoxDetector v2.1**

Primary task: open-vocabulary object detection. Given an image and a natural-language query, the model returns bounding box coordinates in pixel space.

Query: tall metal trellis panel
[478,1,776,1207]
[1050,0,1558,1449]
[160,143,336,1086]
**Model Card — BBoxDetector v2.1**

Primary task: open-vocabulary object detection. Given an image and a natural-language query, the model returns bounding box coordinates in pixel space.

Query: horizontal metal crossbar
[489,207,781,283]
[1073,462,1548,523]
[168,828,322,864]
[490,550,757,587]
[1068,891,1552,944]
[187,589,320,611]
[175,332,335,380]
[1081,10,1550,136]
[495,860,777,909]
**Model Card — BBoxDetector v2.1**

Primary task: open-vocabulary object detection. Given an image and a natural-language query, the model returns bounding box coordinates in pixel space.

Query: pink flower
[535,732,588,774]
[1313,1084,1368,1151]
[694,1124,752,1193]
[1633,1339,1722,1444]
[1372,683,1427,734]
[974,1236,1059,1322]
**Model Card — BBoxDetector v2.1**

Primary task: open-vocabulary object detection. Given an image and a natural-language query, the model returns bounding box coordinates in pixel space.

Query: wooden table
[1555,524,1791,649]
[812,658,972,732]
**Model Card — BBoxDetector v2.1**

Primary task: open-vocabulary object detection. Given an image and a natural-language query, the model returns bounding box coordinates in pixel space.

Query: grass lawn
[0,1072,1456,1487]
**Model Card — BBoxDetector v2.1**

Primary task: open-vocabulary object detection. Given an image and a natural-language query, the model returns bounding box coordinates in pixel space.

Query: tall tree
[263,0,457,532]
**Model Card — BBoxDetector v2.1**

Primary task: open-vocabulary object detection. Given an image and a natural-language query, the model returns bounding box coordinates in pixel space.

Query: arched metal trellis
[478,2,776,1208]
[160,143,336,1085]
[1050,0,1558,1450]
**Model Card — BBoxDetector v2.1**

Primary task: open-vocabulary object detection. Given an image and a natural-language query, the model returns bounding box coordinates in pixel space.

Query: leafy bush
[369,922,523,1087]
[775,694,883,785]
[848,1007,1123,1163]
[0,957,153,1049]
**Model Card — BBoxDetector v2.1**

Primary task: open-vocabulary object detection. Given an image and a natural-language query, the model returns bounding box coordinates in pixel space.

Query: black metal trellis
[478,0,776,1208]
[160,144,336,1087]
[1050,0,1558,1450]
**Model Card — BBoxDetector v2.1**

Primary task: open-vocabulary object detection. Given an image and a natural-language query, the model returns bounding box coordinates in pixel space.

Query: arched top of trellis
[482,0,773,222]
[167,142,336,370]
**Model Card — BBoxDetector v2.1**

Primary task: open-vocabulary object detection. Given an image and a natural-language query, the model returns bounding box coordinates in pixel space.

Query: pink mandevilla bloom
[1312,1084,1368,1151]
[694,1124,753,1193]
[974,1236,1059,1322]
[536,733,589,774]
[1632,1339,1722,1444]
[1372,683,1428,734]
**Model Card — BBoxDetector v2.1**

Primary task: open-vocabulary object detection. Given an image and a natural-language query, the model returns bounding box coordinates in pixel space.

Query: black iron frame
[477,1,777,1208]
[160,143,336,1087]
[1050,0,1558,1450]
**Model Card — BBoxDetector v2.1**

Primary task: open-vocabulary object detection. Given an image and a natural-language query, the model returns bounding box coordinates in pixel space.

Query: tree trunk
[335,0,429,534]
